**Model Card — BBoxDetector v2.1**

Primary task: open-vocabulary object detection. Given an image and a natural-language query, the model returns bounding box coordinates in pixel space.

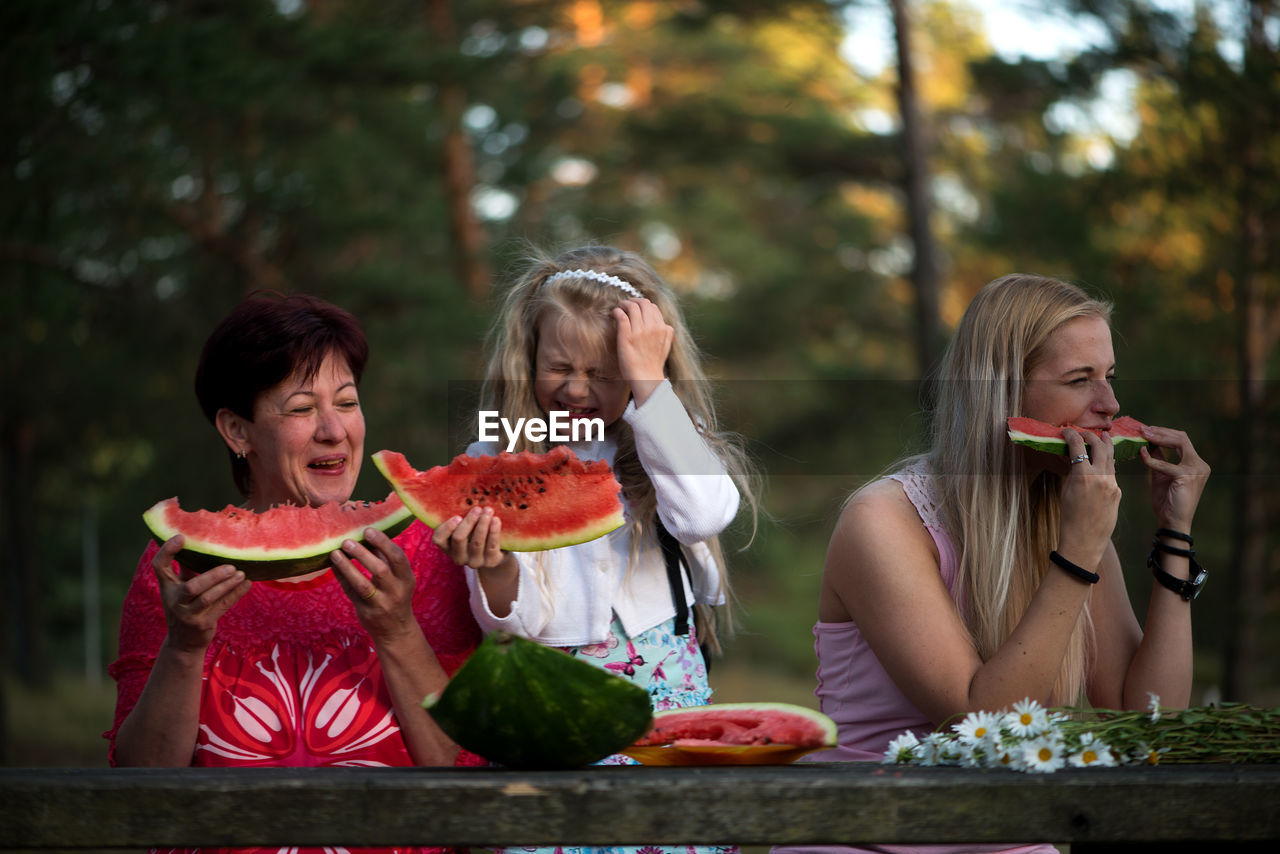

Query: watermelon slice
[372,446,625,552]
[622,702,838,766]
[142,493,413,581]
[1008,415,1149,462]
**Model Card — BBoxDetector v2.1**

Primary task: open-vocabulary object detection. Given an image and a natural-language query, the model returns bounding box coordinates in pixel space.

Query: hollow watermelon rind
[372,446,625,552]
[622,701,838,765]
[423,631,653,770]
[1007,415,1149,462]
[142,494,413,581]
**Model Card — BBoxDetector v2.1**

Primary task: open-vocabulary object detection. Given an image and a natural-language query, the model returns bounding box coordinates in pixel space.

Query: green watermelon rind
[142,496,413,581]
[1008,416,1148,463]
[636,701,838,748]
[372,448,626,552]
[424,631,653,770]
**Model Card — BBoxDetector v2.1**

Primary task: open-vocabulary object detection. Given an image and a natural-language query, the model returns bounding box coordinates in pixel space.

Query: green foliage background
[3,0,1277,763]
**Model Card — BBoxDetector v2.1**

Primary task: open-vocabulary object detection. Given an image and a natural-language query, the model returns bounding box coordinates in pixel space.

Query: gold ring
[362,586,377,601]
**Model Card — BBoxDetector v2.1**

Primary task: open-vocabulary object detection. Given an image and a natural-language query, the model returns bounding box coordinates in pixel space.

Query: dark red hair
[194,291,368,496]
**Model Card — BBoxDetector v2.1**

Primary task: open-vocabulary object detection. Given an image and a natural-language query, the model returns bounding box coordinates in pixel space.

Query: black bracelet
[1050,550,1100,584]
[1155,527,1194,546]
[1152,538,1195,559]
[1148,548,1208,601]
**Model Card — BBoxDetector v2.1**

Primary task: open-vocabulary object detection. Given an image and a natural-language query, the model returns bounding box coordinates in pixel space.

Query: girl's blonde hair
[926,273,1113,706]
[479,244,759,654]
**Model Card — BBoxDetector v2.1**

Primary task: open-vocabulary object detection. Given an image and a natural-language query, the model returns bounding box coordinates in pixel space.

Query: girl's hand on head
[1056,427,1122,571]
[612,297,673,407]
[1139,424,1210,532]
[432,506,508,571]
[331,528,418,643]
[152,534,251,656]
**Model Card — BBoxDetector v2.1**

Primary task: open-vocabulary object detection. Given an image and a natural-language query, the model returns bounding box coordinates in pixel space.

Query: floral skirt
[487,615,737,854]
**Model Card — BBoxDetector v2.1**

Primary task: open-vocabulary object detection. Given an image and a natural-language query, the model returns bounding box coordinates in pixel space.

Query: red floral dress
[106,520,484,854]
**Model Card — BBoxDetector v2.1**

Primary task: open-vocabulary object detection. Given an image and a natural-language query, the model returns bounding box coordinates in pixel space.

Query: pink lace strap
[887,464,944,531]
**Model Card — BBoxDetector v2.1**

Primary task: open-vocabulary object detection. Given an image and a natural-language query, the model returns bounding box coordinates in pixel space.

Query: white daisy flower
[1006,698,1050,737]
[882,730,921,764]
[1133,743,1169,766]
[989,738,1024,770]
[953,711,1002,747]
[916,732,950,766]
[1147,692,1162,723]
[948,738,978,767]
[1021,734,1065,773]
[1068,733,1117,768]
[982,736,1018,769]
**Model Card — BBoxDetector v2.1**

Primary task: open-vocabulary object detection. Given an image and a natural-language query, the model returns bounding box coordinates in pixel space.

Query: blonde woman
[434,247,756,774]
[785,274,1209,854]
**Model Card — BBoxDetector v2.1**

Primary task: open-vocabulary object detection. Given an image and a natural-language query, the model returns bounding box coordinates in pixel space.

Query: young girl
[434,244,756,741]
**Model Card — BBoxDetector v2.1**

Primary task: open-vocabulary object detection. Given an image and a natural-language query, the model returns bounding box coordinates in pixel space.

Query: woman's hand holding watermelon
[329,527,418,641]
[151,533,251,655]
[327,525,460,764]
[1139,424,1211,532]
[1056,427,1122,572]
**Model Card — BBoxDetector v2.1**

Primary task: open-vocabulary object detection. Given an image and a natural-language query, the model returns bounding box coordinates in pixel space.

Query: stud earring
[236,449,248,460]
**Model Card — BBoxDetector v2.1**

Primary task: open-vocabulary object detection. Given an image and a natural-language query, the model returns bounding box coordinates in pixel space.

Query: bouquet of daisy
[883,696,1280,773]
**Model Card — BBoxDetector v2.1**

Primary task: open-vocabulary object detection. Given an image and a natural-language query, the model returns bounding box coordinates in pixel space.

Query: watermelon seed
[518,504,527,510]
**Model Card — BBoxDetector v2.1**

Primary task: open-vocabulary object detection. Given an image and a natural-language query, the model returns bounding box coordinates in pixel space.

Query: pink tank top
[809,466,958,763]
[772,468,1056,854]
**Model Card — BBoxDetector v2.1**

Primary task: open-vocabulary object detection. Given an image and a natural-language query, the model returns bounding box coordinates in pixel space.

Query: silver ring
[1069,453,1090,465]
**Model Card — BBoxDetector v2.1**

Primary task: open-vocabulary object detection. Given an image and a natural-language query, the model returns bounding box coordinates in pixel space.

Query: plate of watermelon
[622,702,837,766]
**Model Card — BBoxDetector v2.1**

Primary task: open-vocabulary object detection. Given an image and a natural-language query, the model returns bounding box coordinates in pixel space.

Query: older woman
[107,292,481,776]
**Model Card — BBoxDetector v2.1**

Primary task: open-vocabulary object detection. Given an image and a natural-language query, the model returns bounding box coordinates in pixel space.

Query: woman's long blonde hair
[927,273,1113,706]
[478,244,759,653]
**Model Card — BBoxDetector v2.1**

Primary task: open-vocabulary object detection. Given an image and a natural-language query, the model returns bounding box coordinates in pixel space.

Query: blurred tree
[1061,0,1280,700]
[890,0,943,377]
[2,0,1274,716]
[0,0,492,691]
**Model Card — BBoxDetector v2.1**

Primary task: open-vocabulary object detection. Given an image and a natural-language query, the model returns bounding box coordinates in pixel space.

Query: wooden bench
[4,763,1279,849]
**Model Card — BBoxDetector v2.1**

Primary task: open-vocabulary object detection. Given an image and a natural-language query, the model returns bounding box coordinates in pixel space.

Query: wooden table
[3,763,1279,850]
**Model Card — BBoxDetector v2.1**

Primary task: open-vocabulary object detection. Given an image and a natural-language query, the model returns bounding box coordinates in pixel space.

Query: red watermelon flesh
[372,446,625,552]
[143,494,413,581]
[1007,415,1148,462]
[622,702,837,766]
[631,702,837,748]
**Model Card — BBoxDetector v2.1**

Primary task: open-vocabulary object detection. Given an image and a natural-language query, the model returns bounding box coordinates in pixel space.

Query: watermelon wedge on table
[373,445,625,552]
[622,702,838,766]
[1007,415,1149,462]
[142,494,413,581]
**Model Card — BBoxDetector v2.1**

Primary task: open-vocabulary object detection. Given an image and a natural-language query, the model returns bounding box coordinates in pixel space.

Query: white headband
[544,269,642,299]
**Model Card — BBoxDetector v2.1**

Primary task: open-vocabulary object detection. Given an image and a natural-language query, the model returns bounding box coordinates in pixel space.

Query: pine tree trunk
[1221,0,1274,702]
[427,0,491,300]
[889,0,942,379]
